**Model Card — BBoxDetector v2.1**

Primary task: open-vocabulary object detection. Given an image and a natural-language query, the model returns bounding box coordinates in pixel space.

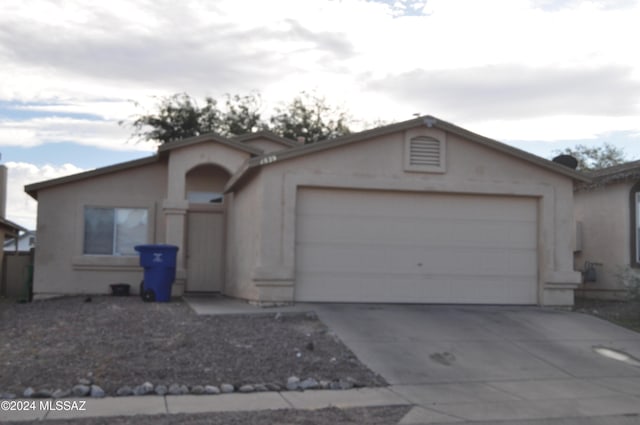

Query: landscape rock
[254,384,268,392]
[77,378,92,386]
[179,384,190,395]
[265,383,281,392]
[116,386,133,396]
[338,378,355,390]
[52,388,71,398]
[142,382,154,393]
[300,378,319,390]
[155,385,168,396]
[329,381,341,390]
[23,387,35,398]
[204,385,220,395]
[238,384,254,393]
[319,380,330,390]
[220,383,234,393]
[0,393,17,399]
[190,385,204,395]
[32,389,53,398]
[71,385,90,397]
[133,385,148,396]
[286,376,300,391]
[90,385,105,398]
[168,384,182,395]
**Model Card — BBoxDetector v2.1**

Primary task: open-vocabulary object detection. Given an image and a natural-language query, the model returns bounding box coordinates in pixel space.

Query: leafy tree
[217,93,267,136]
[125,91,352,145]
[124,92,265,144]
[270,92,351,144]
[125,93,205,144]
[553,143,627,171]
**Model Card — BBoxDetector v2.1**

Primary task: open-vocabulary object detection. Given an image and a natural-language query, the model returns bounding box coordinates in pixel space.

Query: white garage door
[295,188,538,304]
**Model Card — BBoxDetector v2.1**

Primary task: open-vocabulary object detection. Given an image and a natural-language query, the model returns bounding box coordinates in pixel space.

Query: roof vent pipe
[423,117,436,128]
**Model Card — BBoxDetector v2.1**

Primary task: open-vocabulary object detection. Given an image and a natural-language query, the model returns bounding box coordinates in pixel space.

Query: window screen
[84,207,147,255]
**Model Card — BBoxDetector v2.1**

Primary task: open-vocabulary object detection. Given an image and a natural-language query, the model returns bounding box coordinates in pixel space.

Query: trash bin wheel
[142,288,156,302]
[139,280,145,300]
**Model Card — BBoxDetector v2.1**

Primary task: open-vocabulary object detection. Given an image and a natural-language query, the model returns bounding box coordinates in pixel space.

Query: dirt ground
[0,296,385,395]
[573,297,640,332]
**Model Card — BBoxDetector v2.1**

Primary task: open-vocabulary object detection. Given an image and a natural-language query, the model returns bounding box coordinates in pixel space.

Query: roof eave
[230,131,300,148]
[158,132,264,155]
[227,116,592,184]
[25,156,160,200]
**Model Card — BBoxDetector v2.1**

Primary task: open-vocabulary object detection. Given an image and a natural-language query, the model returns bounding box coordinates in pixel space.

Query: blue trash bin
[134,244,179,302]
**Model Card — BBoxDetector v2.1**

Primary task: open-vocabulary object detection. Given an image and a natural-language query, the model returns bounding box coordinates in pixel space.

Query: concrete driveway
[313,304,640,424]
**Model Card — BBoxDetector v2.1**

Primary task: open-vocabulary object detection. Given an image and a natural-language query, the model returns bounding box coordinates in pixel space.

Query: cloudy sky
[1,0,640,229]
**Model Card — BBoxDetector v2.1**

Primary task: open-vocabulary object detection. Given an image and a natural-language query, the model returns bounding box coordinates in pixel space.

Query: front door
[186,210,224,292]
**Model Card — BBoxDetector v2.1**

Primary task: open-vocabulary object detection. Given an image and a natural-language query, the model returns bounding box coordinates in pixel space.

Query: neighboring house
[4,230,36,252]
[0,164,29,297]
[574,160,640,299]
[25,116,589,305]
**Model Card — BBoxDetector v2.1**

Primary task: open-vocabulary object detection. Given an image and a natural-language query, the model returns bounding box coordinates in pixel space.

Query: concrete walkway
[1,387,408,422]
[4,384,640,424]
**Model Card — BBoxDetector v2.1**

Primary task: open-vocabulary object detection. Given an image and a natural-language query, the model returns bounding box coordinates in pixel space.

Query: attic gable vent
[410,137,440,167]
[404,132,446,173]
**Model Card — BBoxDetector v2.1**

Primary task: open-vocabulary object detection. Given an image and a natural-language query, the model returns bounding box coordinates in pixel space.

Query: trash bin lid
[134,244,179,252]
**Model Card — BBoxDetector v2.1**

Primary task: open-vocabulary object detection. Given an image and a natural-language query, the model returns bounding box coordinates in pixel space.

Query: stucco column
[163,199,189,295]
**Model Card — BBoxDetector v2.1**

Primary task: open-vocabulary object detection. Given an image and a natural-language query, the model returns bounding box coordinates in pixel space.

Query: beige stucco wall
[224,174,263,301]
[575,181,633,298]
[229,127,580,305]
[162,142,252,294]
[33,161,167,297]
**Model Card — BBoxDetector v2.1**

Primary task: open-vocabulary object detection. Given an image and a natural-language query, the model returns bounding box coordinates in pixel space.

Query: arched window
[630,181,640,267]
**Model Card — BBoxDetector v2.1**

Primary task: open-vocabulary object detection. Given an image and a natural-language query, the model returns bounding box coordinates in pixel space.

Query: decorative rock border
[0,376,360,400]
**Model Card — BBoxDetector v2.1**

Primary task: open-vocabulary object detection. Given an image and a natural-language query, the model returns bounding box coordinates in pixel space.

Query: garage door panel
[295,188,538,304]
[298,191,537,223]
[299,215,534,249]
[296,272,536,304]
[299,243,535,277]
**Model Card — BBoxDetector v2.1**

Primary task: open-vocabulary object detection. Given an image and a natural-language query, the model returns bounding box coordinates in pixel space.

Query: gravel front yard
[574,297,640,332]
[0,296,386,396]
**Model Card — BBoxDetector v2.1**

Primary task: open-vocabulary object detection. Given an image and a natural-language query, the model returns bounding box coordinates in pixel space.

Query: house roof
[25,115,592,200]
[230,131,300,148]
[576,159,640,190]
[224,115,591,192]
[157,132,264,155]
[25,132,266,199]
[25,156,160,200]
[0,216,27,236]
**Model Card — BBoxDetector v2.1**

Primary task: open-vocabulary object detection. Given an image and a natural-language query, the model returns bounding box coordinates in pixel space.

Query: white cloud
[0,0,639,150]
[0,117,155,152]
[4,161,86,229]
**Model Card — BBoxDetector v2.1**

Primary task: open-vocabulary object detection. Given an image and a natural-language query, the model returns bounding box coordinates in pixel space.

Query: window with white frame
[84,207,148,255]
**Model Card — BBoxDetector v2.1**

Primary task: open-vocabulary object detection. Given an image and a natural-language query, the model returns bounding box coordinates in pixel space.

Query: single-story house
[4,230,36,252]
[25,116,589,305]
[0,164,30,298]
[574,160,640,299]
